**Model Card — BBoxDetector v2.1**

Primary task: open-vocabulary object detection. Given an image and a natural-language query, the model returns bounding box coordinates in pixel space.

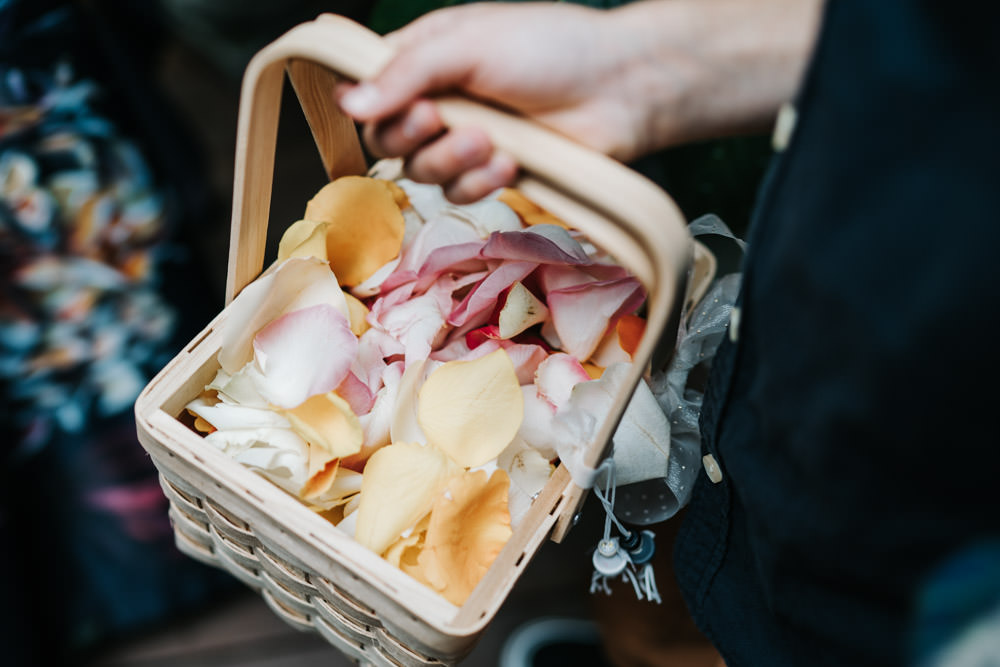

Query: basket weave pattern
[156,464,446,667]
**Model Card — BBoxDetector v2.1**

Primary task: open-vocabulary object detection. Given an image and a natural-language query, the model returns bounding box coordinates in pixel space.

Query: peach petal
[497,188,569,229]
[283,391,363,458]
[355,441,458,555]
[497,281,549,339]
[416,469,512,605]
[303,176,406,287]
[417,348,523,468]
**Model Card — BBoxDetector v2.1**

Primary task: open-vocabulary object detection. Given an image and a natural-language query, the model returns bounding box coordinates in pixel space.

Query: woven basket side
[157,467,450,666]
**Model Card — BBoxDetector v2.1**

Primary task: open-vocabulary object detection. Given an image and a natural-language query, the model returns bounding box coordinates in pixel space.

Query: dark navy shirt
[675,2,1000,665]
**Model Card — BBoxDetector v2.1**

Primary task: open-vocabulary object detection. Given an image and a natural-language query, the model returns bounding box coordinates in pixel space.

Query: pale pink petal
[412,241,488,292]
[251,303,357,408]
[534,352,592,410]
[381,215,482,292]
[547,277,645,362]
[337,371,376,416]
[481,226,590,265]
[517,385,559,460]
[219,257,348,374]
[447,260,536,328]
[351,327,404,398]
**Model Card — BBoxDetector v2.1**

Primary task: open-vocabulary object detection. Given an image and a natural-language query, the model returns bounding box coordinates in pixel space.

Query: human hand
[337,0,823,203]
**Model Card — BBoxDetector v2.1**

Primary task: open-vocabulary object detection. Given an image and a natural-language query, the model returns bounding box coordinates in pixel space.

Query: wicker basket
[134,14,692,666]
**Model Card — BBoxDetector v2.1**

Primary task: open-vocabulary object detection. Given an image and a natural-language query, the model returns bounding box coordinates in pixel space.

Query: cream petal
[497,281,549,339]
[187,396,290,431]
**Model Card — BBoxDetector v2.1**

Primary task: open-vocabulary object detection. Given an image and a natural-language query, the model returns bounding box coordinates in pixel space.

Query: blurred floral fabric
[0,62,177,453]
[0,1,235,663]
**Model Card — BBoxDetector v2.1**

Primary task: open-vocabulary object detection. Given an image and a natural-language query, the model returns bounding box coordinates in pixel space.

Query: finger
[403,126,494,186]
[361,99,445,159]
[337,33,477,122]
[442,153,520,204]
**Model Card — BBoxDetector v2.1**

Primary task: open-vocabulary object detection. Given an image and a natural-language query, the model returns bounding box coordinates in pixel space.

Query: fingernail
[340,83,380,116]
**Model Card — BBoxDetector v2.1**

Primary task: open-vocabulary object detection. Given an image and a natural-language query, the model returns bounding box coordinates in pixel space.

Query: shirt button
[728,305,741,343]
[702,454,723,484]
[772,102,798,152]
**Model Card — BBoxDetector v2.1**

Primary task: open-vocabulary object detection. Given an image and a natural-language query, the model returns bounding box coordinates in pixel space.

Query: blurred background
[0,1,768,665]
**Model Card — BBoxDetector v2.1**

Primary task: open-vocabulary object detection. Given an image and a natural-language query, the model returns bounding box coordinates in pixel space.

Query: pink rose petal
[447,260,536,329]
[252,303,357,408]
[546,277,645,361]
[534,352,592,410]
[481,226,591,265]
[337,371,376,416]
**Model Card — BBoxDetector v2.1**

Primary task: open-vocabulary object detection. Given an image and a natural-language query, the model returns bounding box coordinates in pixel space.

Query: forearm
[607,0,825,156]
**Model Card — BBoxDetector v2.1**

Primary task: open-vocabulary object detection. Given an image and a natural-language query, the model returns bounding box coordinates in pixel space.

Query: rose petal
[186,395,291,431]
[337,371,376,416]
[283,391,363,458]
[481,226,590,265]
[498,438,554,528]
[416,469,512,605]
[251,303,357,408]
[390,359,438,446]
[496,188,569,229]
[517,385,559,460]
[417,348,523,468]
[342,360,404,471]
[204,427,309,494]
[219,257,348,374]
[546,277,645,362]
[302,176,406,287]
[276,218,328,263]
[497,281,549,339]
[355,441,458,555]
[447,261,536,329]
[534,352,592,410]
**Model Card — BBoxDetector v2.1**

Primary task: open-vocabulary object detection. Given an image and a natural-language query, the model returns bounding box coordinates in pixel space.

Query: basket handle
[226,14,693,536]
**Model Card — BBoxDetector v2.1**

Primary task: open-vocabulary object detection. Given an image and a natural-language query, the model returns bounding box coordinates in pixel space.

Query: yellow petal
[283,391,363,458]
[355,441,458,555]
[383,514,429,569]
[304,176,406,287]
[417,469,512,605]
[496,188,569,229]
[277,218,329,263]
[417,349,523,468]
[343,292,371,336]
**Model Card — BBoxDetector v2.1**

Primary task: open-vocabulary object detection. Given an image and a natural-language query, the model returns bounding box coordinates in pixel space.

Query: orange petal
[417,469,512,605]
[616,313,646,358]
[379,178,410,210]
[304,176,406,287]
[417,349,523,468]
[496,188,570,229]
[302,448,339,500]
